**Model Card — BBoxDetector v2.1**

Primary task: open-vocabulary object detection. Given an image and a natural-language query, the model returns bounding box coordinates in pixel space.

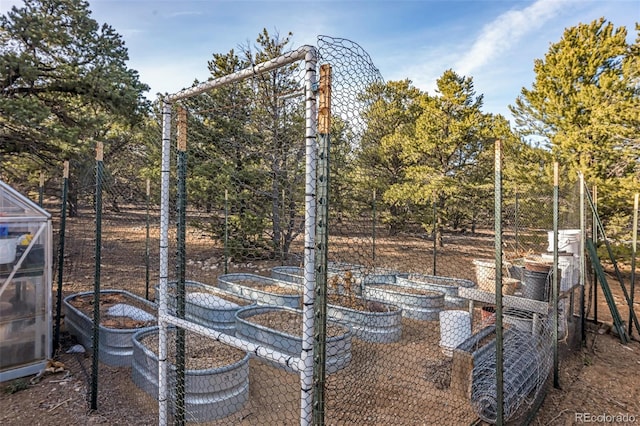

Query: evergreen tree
[0,0,149,207]
[510,18,639,222]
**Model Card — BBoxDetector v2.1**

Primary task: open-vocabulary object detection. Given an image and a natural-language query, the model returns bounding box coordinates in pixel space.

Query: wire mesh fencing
[37,35,595,425]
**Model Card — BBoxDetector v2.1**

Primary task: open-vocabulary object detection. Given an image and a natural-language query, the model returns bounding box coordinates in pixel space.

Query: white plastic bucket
[547,229,581,254]
[439,310,471,356]
[0,237,18,264]
[541,253,577,291]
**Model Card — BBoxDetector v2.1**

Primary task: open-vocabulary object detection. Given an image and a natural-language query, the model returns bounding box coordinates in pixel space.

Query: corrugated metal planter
[327,296,402,343]
[235,305,352,373]
[155,280,255,334]
[131,327,249,422]
[63,290,156,367]
[396,274,475,309]
[363,282,445,321]
[218,273,302,308]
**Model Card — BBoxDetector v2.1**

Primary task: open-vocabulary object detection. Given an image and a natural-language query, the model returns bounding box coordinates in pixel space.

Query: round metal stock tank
[397,275,475,309]
[234,305,352,374]
[63,290,157,367]
[270,266,304,286]
[156,281,254,334]
[131,327,250,422]
[217,273,302,308]
[327,298,402,343]
[362,282,445,321]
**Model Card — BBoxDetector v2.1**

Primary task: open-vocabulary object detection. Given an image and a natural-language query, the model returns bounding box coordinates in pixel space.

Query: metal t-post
[313,63,331,426]
[38,171,44,207]
[175,106,188,426]
[91,143,104,410]
[372,189,376,263]
[145,178,151,300]
[630,193,638,338]
[53,162,69,354]
[494,139,504,425]
[552,163,559,388]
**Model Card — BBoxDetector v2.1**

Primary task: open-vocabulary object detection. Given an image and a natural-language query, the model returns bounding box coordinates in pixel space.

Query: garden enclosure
[6,35,638,425]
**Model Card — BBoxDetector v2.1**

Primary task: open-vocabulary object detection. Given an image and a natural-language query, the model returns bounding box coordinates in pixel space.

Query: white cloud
[455,0,565,76]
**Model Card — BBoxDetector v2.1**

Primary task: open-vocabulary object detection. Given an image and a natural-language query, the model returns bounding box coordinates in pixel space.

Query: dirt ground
[1,211,638,425]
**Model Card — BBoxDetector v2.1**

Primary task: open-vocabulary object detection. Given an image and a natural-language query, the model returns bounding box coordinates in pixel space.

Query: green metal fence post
[91,143,104,410]
[630,193,638,338]
[433,195,437,275]
[175,107,187,426]
[372,188,376,263]
[145,178,151,300]
[53,162,68,354]
[592,185,598,322]
[38,171,44,207]
[224,189,229,275]
[494,139,504,426]
[579,173,586,345]
[553,163,560,388]
[313,63,331,426]
[514,190,519,257]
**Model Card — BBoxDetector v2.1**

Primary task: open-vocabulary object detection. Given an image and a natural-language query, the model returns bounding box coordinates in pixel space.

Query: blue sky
[1,0,638,122]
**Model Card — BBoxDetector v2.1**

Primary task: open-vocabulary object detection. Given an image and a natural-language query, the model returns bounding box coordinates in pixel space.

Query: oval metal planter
[131,327,249,422]
[327,297,402,343]
[362,283,445,321]
[270,266,304,286]
[63,290,157,367]
[218,273,302,308]
[235,305,352,373]
[396,274,475,309]
[155,280,255,334]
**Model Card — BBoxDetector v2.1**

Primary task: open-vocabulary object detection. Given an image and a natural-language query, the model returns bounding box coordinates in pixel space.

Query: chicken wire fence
[29,35,587,425]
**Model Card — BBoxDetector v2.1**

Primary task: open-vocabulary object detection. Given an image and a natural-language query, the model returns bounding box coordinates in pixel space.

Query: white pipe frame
[158,45,318,426]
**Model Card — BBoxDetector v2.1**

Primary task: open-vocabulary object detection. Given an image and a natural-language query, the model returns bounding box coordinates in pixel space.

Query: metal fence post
[91,143,104,410]
[494,139,504,425]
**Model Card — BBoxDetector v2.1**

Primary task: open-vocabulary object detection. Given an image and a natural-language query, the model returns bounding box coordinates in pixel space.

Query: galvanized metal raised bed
[270,266,304,286]
[235,305,352,373]
[63,290,157,367]
[131,327,249,422]
[155,280,255,334]
[326,297,402,343]
[271,265,405,296]
[396,274,475,309]
[218,273,302,308]
[363,282,445,321]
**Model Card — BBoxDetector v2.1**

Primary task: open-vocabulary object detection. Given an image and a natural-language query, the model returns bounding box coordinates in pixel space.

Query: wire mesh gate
[149,36,572,425]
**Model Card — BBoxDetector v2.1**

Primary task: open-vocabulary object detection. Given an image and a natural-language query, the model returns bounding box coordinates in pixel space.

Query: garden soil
[0,213,638,425]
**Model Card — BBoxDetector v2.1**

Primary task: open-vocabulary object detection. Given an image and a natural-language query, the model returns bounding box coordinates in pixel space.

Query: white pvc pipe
[158,101,172,426]
[300,47,318,426]
[158,45,319,426]
[162,313,303,371]
[168,46,314,102]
